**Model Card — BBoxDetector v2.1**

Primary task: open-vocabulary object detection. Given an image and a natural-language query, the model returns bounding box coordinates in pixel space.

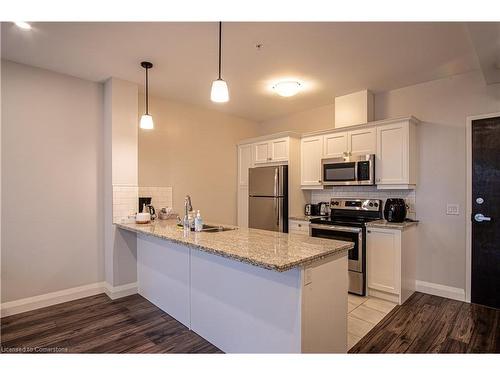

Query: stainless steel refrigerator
[248,165,288,232]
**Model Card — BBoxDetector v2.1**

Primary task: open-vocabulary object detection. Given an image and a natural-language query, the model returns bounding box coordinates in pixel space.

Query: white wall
[104,78,139,288]
[375,71,500,289]
[138,95,260,225]
[1,61,104,302]
[259,70,500,292]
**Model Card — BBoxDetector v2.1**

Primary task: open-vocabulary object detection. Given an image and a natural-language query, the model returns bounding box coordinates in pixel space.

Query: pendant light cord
[145,67,149,115]
[218,21,222,80]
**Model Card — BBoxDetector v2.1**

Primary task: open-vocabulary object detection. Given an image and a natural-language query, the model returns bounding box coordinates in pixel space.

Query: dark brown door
[471,115,500,309]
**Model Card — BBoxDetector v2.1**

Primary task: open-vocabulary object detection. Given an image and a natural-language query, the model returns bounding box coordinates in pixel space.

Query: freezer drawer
[249,196,284,232]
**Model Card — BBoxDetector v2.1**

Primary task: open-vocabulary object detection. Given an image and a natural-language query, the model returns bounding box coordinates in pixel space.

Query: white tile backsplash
[112,185,174,223]
[311,187,416,219]
[138,186,173,212]
[112,185,138,223]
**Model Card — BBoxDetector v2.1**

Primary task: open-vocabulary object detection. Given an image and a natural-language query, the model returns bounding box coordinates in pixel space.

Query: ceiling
[1,22,482,122]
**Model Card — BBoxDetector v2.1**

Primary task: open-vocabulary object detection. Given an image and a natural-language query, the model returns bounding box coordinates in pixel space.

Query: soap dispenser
[194,210,203,232]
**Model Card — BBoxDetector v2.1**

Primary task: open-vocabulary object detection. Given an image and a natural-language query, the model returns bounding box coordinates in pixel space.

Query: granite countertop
[365,219,419,230]
[116,219,353,272]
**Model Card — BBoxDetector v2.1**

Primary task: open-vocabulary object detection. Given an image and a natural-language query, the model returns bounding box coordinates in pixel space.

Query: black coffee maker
[139,197,156,220]
[383,198,407,222]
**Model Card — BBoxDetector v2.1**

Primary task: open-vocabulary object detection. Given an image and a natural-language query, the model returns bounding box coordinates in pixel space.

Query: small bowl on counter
[135,212,151,224]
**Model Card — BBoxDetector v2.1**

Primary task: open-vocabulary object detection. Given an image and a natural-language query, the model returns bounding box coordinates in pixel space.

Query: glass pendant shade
[211,79,229,103]
[139,61,154,130]
[140,114,154,130]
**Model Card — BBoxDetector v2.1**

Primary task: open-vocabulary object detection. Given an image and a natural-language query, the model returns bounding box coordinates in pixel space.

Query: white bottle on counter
[194,210,203,232]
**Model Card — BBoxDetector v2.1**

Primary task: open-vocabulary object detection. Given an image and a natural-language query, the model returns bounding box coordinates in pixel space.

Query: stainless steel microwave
[321,154,375,186]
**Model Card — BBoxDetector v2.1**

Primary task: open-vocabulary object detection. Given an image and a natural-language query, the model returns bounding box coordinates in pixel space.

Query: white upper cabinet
[270,137,289,162]
[238,144,253,186]
[254,141,271,164]
[323,127,376,158]
[301,136,323,187]
[323,132,348,158]
[348,127,376,156]
[254,137,289,164]
[376,120,417,188]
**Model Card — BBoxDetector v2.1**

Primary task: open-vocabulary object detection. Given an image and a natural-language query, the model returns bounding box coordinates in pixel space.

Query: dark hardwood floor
[349,292,500,353]
[0,294,222,353]
[2,291,498,353]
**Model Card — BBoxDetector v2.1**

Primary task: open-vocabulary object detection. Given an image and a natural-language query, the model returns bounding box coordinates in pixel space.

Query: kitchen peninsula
[116,219,353,353]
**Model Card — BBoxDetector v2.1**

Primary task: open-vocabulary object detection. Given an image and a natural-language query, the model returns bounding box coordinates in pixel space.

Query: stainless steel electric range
[309,198,382,296]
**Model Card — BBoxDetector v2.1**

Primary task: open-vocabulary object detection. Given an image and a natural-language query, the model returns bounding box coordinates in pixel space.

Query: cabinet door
[323,132,348,158]
[367,228,401,294]
[376,122,409,184]
[288,220,309,235]
[348,127,376,156]
[301,136,323,186]
[254,142,270,164]
[271,138,289,162]
[237,186,249,227]
[238,144,253,186]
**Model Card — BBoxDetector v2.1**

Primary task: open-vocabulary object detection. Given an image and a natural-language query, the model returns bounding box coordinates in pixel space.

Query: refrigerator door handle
[274,168,279,197]
[276,199,279,228]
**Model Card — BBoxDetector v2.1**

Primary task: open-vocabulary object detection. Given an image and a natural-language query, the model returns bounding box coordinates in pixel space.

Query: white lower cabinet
[289,219,310,235]
[366,225,417,304]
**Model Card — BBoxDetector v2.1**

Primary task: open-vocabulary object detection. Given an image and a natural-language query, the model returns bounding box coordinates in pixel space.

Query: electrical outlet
[446,204,460,215]
[405,200,416,213]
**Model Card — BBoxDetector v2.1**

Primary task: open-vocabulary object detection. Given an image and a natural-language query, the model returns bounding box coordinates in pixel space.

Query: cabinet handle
[267,157,272,161]
[367,230,371,233]
[298,224,302,227]
[318,180,322,183]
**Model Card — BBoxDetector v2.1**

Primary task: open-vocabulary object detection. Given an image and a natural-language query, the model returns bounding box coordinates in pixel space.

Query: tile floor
[347,294,397,350]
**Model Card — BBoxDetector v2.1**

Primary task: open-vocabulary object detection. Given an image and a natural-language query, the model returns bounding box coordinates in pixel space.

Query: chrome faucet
[183,195,193,232]
[184,195,193,217]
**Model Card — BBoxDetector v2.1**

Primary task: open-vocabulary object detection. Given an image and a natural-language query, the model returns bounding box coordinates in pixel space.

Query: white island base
[137,234,348,353]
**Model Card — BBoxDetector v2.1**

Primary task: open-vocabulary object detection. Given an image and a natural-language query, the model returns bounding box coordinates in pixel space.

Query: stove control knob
[374,202,379,207]
[369,202,373,207]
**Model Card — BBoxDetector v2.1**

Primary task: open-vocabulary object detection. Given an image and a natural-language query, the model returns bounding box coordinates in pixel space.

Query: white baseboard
[416,280,465,302]
[104,282,138,300]
[0,282,106,318]
[1,281,138,318]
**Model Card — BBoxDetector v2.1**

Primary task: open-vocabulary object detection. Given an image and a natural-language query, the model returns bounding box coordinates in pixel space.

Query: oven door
[309,224,363,272]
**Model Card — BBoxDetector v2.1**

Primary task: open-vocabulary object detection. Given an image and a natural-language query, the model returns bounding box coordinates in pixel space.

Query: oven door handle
[309,224,363,233]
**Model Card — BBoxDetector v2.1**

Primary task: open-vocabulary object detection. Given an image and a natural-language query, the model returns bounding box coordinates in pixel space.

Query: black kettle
[384,198,407,223]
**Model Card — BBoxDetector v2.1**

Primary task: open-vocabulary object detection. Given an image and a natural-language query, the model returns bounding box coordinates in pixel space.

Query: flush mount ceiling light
[210,22,229,103]
[14,22,31,30]
[139,61,154,130]
[272,81,302,97]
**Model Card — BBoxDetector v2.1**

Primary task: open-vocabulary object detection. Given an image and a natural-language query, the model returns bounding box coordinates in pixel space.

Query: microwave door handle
[354,161,358,182]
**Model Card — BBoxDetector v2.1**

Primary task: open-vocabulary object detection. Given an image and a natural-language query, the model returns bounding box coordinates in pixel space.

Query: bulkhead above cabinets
[300,116,420,190]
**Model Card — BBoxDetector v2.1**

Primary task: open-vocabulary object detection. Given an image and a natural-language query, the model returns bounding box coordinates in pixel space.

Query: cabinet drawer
[289,220,310,234]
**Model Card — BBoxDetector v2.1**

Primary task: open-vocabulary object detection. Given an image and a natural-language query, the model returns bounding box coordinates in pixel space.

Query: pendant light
[140,61,154,130]
[210,22,229,103]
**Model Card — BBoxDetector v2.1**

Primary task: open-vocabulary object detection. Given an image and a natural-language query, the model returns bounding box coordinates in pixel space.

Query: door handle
[474,213,491,222]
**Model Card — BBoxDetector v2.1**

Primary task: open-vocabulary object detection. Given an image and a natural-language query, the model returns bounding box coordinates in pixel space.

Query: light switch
[446,204,460,215]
